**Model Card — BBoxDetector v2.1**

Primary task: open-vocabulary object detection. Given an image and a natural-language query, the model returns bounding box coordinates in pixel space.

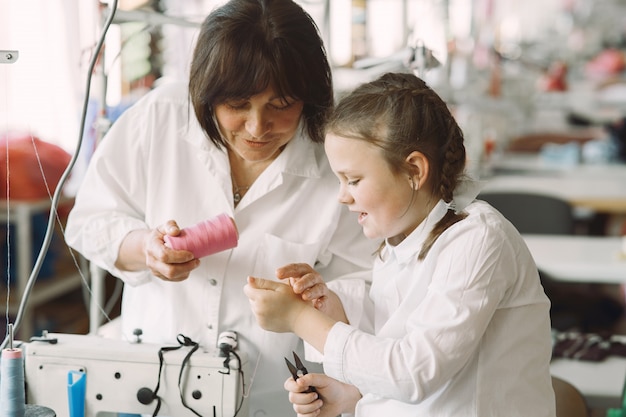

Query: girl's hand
[277,263,348,323]
[284,373,361,417]
[277,263,328,307]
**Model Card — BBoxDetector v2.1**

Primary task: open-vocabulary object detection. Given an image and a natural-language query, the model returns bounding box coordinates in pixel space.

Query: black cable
[228,349,245,417]
[217,343,245,417]
[1,0,119,349]
[150,340,184,416]
[176,334,202,417]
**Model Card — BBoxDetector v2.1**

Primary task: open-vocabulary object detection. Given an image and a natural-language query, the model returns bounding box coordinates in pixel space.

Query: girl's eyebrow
[336,169,359,177]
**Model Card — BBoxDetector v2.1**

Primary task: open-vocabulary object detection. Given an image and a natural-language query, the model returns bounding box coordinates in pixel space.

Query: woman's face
[325,133,422,242]
[215,86,304,163]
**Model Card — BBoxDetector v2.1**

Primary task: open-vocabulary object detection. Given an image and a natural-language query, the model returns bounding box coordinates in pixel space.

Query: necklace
[231,176,250,204]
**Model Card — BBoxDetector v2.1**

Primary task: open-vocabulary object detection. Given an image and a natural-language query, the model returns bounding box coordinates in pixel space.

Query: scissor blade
[292,352,316,393]
[285,357,300,380]
[293,351,308,375]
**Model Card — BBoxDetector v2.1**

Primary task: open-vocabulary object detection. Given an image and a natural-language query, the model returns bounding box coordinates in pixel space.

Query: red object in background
[484,137,496,157]
[538,61,568,92]
[0,134,71,201]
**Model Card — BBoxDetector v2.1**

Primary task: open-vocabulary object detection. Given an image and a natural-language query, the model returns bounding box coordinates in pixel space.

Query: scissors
[284,351,317,393]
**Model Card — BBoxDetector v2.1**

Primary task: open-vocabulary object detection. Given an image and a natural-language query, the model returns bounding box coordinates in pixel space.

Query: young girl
[244,72,556,416]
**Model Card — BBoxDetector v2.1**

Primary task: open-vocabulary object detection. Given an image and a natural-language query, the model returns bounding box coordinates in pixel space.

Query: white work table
[551,355,626,410]
[522,234,626,284]
[483,154,626,214]
[524,233,626,409]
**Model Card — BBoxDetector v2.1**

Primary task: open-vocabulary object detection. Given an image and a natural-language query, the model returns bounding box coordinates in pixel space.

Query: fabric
[64,81,377,417]
[323,199,556,417]
[0,134,71,200]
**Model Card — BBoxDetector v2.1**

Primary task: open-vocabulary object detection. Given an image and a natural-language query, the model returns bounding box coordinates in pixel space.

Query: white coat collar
[384,199,448,266]
[383,175,483,265]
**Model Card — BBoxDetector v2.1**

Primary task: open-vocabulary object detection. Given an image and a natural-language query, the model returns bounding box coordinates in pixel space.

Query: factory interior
[2,0,626,416]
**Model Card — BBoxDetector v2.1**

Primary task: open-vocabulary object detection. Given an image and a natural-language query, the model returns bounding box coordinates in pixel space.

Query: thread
[164,213,238,259]
[0,348,26,417]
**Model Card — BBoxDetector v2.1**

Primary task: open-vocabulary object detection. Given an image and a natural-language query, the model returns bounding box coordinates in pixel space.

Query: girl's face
[215,86,304,163]
[325,133,424,243]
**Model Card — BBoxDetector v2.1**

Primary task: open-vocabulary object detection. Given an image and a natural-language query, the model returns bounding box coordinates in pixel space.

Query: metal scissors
[284,351,317,393]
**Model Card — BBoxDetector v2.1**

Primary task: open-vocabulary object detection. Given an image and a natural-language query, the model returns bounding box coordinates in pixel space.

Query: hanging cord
[146,333,245,417]
[217,331,245,416]
[0,0,119,350]
[3,129,11,330]
[220,347,245,417]
[148,334,203,417]
[28,133,111,326]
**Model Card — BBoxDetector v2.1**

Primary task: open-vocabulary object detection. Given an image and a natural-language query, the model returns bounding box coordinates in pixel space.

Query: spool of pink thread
[164,213,238,259]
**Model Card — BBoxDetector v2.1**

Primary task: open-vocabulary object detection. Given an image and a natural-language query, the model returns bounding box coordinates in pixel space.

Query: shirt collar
[382,175,483,265]
[273,123,323,180]
[449,175,485,213]
[384,199,448,265]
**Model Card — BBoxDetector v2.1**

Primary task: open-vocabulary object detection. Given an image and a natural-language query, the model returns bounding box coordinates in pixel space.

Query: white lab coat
[323,200,556,416]
[65,81,376,416]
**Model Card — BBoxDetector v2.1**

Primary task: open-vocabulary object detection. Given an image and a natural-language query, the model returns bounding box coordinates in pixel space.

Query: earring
[410,176,419,191]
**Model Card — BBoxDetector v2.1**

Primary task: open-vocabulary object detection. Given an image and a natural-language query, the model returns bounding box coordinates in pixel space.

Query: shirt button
[207,324,213,330]
[209,279,217,286]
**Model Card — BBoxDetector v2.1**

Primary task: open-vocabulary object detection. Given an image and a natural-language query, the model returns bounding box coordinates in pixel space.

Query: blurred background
[2,0,625,164]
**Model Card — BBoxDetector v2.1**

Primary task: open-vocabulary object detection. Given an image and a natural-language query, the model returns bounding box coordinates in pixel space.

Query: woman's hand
[116,220,200,281]
[244,276,308,333]
[284,373,361,417]
[277,263,348,323]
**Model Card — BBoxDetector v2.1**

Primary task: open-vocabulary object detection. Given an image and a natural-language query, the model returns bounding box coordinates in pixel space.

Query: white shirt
[323,199,556,417]
[65,81,376,417]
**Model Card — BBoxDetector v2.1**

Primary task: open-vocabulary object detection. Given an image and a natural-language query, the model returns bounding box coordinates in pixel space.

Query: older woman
[65,1,375,415]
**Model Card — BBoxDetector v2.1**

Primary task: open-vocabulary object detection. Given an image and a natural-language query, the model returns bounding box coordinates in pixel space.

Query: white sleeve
[65,101,153,286]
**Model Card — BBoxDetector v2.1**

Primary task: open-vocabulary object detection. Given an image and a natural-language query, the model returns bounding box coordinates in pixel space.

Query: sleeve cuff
[323,321,355,382]
[327,276,374,333]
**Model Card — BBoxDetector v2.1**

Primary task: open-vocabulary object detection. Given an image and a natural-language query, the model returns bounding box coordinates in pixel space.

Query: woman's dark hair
[327,72,468,260]
[189,0,333,147]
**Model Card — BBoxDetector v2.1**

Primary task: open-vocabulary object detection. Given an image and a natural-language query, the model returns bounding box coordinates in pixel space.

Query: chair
[477,191,575,235]
[551,376,589,417]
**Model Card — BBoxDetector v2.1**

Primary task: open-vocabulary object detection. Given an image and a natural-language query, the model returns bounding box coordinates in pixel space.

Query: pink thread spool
[164,213,238,259]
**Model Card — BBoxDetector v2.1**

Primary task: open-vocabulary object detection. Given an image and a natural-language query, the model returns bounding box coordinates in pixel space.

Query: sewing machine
[23,333,248,417]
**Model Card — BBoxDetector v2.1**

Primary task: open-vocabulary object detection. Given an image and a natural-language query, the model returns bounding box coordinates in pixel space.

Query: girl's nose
[337,184,353,205]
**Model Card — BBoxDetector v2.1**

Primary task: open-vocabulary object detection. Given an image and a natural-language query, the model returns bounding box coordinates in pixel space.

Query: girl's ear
[405,151,429,190]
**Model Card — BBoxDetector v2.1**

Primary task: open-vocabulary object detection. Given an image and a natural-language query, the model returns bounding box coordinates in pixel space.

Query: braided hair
[327,72,468,260]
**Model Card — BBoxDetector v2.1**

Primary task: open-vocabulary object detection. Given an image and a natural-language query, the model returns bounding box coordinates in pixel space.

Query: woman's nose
[246,110,270,138]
